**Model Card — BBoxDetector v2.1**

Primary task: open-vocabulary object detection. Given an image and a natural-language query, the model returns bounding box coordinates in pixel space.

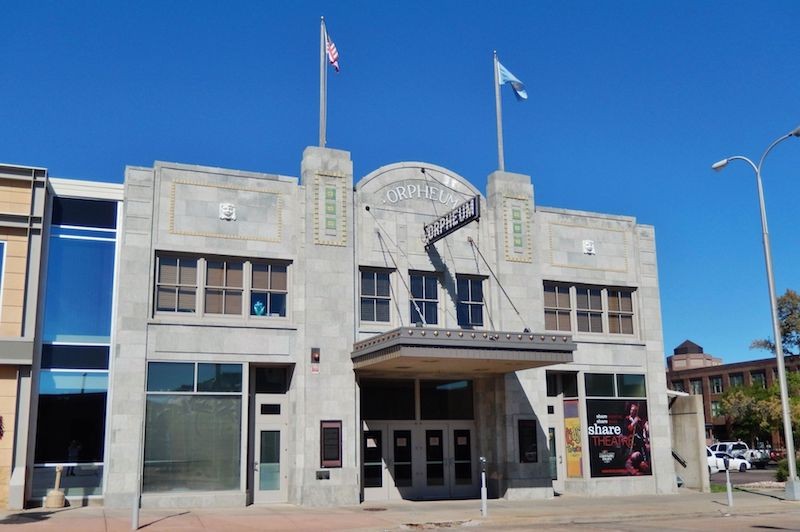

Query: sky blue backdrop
[3,1,799,363]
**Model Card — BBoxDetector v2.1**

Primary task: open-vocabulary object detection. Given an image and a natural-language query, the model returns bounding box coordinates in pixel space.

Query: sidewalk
[1,488,799,531]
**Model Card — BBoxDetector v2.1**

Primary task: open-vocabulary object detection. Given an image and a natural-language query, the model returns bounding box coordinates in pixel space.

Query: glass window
[544,282,571,331]
[254,366,290,394]
[360,379,415,420]
[608,289,634,334]
[690,379,703,395]
[711,401,722,417]
[562,373,578,398]
[410,272,438,325]
[41,344,109,370]
[456,276,484,329]
[147,362,194,392]
[576,287,603,333]
[34,370,108,463]
[518,420,538,463]
[751,371,766,388]
[671,380,685,392]
[616,374,646,397]
[710,376,723,394]
[251,262,288,317]
[420,380,474,420]
[51,197,117,229]
[320,421,342,468]
[205,260,244,315]
[197,363,242,393]
[156,255,197,313]
[143,394,241,492]
[360,269,391,322]
[42,235,115,343]
[730,373,744,388]
[585,373,615,397]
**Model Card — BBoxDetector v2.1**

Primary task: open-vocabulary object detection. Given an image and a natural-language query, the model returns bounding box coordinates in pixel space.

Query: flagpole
[493,51,505,171]
[319,17,326,147]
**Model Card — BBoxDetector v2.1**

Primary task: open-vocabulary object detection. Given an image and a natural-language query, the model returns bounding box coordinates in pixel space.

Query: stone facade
[101,147,675,508]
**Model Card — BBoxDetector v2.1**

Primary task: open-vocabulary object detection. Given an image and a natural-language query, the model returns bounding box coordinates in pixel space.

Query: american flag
[325,31,340,72]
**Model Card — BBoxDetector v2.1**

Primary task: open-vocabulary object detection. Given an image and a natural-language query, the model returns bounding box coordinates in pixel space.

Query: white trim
[43,368,109,374]
[35,462,104,467]
[49,177,124,201]
[48,341,111,347]
[55,235,116,243]
[53,224,117,233]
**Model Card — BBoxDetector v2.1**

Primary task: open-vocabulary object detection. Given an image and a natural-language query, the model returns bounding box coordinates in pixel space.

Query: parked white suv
[706,446,720,475]
[709,441,769,469]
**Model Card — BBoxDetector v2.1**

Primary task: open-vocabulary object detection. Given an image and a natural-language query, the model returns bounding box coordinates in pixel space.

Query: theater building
[90,146,676,508]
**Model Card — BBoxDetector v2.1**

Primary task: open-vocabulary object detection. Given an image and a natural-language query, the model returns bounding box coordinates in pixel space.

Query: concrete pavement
[1,488,799,531]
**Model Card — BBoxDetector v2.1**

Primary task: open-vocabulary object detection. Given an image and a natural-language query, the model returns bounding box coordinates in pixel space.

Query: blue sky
[3,1,799,363]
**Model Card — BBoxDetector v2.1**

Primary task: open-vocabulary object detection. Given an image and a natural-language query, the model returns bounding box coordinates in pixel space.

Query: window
[156,255,197,313]
[710,376,723,394]
[360,269,391,322]
[320,421,342,468]
[154,254,291,319]
[205,259,243,314]
[144,362,242,492]
[730,373,744,388]
[541,282,637,336]
[690,379,702,395]
[251,262,287,317]
[586,373,647,398]
[456,276,484,328]
[410,272,438,325]
[608,289,634,334]
[518,420,538,463]
[576,287,603,333]
[671,380,685,392]
[711,401,722,417]
[420,380,474,420]
[544,282,571,331]
[751,371,766,388]
[0,241,5,322]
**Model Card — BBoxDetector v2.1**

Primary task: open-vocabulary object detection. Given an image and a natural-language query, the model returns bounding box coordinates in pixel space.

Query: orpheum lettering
[384,182,458,209]
[422,196,480,247]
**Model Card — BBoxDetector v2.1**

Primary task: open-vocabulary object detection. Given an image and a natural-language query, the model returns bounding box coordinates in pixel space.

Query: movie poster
[586,399,651,477]
[564,399,583,478]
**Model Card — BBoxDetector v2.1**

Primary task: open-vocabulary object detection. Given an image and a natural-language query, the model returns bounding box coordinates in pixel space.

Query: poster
[586,399,651,477]
[564,399,583,478]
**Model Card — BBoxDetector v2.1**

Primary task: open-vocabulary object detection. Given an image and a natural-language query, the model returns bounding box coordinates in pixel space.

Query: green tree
[720,373,800,446]
[751,289,800,355]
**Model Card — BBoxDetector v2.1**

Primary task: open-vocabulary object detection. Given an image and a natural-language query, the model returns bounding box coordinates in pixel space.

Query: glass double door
[363,421,478,501]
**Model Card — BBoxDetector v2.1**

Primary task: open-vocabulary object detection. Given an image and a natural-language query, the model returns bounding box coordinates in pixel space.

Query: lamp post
[712,125,800,500]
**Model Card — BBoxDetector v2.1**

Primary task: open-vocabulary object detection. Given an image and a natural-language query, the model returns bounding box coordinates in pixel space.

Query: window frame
[543,282,571,332]
[710,376,723,394]
[409,271,439,326]
[155,254,199,314]
[153,253,291,321]
[205,259,244,315]
[456,275,485,329]
[360,268,392,323]
[575,285,604,333]
[250,261,289,318]
[607,288,634,335]
[542,282,637,337]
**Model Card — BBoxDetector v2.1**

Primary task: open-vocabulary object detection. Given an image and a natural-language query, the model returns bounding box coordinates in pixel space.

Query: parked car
[706,447,721,475]
[709,441,769,469]
[713,452,751,472]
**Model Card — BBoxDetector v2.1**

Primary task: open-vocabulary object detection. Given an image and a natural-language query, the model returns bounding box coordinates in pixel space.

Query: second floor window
[205,260,244,315]
[576,287,603,333]
[751,371,766,388]
[410,272,438,325]
[544,283,571,331]
[361,269,391,322]
[729,373,744,388]
[156,255,198,313]
[690,379,702,395]
[251,263,288,317]
[710,376,723,394]
[456,276,484,328]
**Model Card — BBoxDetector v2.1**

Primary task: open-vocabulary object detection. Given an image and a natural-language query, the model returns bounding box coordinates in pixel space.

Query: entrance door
[416,422,478,499]
[548,399,566,493]
[253,394,287,503]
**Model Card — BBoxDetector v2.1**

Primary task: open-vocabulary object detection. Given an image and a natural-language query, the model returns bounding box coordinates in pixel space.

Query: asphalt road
[710,463,779,486]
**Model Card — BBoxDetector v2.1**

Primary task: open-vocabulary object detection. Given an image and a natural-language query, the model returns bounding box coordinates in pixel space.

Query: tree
[751,289,800,355]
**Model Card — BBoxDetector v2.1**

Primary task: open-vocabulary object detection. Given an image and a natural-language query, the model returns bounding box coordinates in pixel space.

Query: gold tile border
[547,222,628,273]
[503,195,533,263]
[314,172,348,246]
[169,180,283,243]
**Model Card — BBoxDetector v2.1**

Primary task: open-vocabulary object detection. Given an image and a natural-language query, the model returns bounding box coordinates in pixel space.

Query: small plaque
[457,436,467,446]
[397,437,407,447]
[316,470,330,480]
[429,437,440,446]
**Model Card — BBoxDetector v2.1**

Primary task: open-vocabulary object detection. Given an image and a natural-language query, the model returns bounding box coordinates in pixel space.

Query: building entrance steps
[1,489,798,531]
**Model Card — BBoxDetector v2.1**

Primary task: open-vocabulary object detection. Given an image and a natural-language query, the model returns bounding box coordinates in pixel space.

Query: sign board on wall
[586,399,651,477]
[564,399,583,478]
[422,196,480,247]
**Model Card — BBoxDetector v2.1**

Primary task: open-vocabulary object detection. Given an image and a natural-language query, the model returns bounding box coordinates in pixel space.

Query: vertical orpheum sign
[422,196,480,247]
[564,399,583,478]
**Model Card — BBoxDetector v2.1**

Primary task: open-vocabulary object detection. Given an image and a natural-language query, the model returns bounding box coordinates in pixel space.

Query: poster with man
[586,399,651,477]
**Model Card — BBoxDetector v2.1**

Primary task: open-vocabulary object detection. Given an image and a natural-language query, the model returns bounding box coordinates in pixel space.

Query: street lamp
[712,125,800,501]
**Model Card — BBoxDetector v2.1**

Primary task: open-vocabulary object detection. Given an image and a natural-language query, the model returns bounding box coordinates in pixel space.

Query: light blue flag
[497,61,528,101]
